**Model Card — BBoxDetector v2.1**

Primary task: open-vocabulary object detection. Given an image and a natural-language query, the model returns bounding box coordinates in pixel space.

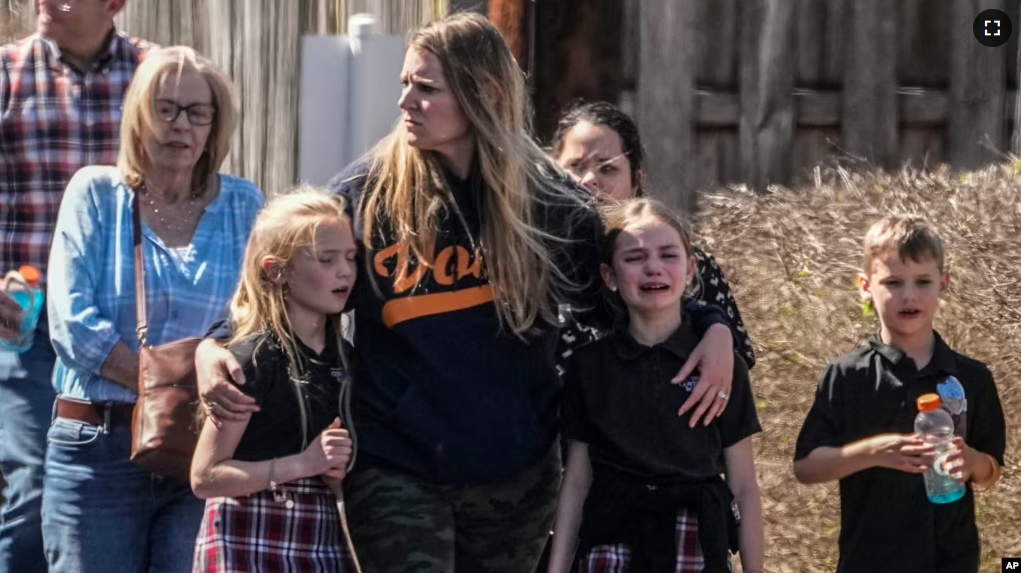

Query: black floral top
[557,246,755,374]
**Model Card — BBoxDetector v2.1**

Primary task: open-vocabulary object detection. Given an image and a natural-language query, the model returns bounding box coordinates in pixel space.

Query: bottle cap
[18,265,40,286]
[917,393,942,412]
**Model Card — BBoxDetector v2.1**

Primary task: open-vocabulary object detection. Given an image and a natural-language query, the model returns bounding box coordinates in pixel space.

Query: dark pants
[534,536,553,572]
[344,447,561,573]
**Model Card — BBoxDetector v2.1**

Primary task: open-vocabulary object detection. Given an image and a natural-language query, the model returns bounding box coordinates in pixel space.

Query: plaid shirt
[0,30,152,281]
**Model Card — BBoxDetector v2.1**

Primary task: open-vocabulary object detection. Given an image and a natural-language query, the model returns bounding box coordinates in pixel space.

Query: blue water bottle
[0,265,45,354]
[914,393,966,504]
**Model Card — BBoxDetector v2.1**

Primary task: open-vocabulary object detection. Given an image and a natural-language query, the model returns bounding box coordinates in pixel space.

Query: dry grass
[696,164,1021,573]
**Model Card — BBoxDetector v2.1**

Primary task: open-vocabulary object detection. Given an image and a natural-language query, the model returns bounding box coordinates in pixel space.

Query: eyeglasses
[155,99,216,126]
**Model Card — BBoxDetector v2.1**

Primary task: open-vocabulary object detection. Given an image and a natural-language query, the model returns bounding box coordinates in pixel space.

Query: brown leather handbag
[129,191,201,482]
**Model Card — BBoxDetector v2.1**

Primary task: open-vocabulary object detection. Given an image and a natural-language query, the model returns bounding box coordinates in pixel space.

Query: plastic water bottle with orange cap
[914,393,966,504]
[0,265,45,354]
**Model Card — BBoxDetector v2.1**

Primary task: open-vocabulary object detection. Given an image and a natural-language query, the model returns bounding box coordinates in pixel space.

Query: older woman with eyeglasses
[42,46,263,573]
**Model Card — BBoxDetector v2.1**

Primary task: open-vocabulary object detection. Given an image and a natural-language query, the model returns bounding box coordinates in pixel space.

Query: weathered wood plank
[337,0,441,35]
[532,0,624,142]
[738,0,795,191]
[489,0,531,74]
[620,0,639,89]
[901,127,947,168]
[822,0,848,86]
[718,128,741,187]
[1008,1,1021,154]
[0,0,35,43]
[450,0,487,13]
[796,90,842,126]
[1007,0,1021,87]
[795,0,823,86]
[696,89,1018,127]
[638,0,696,209]
[696,91,739,126]
[842,0,898,168]
[899,0,949,87]
[950,0,1006,168]
[693,0,737,89]
[793,128,841,177]
[1014,26,1021,154]
[691,129,721,194]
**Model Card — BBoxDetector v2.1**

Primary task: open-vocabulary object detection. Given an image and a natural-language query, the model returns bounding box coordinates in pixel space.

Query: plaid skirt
[193,477,357,573]
[577,509,719,573]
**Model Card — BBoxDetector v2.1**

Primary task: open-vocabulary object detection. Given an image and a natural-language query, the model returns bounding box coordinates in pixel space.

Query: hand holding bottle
[1,266,44,352]
[0,290,22,341]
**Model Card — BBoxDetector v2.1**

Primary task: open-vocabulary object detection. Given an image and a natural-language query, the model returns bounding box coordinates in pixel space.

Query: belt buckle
[100,403,111,434]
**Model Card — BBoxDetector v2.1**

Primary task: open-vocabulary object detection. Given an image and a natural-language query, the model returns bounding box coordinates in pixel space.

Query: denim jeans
[42,418,204,573]
[0,311,56,573]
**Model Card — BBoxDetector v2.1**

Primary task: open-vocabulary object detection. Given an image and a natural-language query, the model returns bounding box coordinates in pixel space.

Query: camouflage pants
[343,447,561,573]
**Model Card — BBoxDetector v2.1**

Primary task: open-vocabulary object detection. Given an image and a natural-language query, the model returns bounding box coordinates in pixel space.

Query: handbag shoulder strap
[131,190,150,347]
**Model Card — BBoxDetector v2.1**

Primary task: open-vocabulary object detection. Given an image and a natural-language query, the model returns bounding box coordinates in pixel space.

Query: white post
[298,15,406,186]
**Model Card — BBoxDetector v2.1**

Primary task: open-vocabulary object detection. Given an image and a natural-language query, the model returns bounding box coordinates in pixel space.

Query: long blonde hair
[227,187,356,458]
[359,12,588,336]
[118,46,239,190]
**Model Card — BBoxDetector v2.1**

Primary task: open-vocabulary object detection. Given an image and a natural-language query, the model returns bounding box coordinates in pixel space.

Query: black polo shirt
[563,317,760,480]
[794,332,1006,573]
[229,329,351,462]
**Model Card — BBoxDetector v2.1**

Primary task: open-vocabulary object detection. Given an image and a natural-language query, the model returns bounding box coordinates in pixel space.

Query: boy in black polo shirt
[793,215,1006,573]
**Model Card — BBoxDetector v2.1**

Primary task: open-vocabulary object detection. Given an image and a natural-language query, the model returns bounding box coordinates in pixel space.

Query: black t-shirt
[229,329,350,462]
[563,317,761,480]
[794,333,1007,573]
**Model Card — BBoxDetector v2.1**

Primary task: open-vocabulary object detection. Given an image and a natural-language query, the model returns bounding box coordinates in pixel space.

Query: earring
[609,285,617,292]
[862,297,875,317]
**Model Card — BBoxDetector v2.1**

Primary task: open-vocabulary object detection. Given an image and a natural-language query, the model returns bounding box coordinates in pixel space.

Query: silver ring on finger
[717,390,729,400]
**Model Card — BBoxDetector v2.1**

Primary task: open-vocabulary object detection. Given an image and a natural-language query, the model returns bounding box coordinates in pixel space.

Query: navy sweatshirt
[325,159,728,485]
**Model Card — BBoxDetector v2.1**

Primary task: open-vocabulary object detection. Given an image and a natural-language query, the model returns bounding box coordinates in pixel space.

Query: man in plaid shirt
[0,1,152,570]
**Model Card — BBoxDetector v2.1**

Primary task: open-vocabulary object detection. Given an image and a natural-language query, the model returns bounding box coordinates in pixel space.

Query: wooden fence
[0,1,32,43]
[1,0,445,197]
[7,1,1021,207]
[533,0,1021,208]
[116,0,446,196]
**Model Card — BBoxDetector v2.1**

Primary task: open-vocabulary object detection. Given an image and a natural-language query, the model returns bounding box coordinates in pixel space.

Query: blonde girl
[190,189,359,573]
[549,199,765,573]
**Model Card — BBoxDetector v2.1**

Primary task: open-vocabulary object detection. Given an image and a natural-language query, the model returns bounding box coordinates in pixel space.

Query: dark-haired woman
[550,101,755,369]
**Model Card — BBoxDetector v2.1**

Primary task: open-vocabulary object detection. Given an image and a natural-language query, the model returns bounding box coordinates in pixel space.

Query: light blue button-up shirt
[48,165,264,403]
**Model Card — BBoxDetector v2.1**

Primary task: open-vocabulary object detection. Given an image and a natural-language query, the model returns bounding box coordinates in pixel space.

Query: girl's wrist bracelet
[268,457,278,492]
